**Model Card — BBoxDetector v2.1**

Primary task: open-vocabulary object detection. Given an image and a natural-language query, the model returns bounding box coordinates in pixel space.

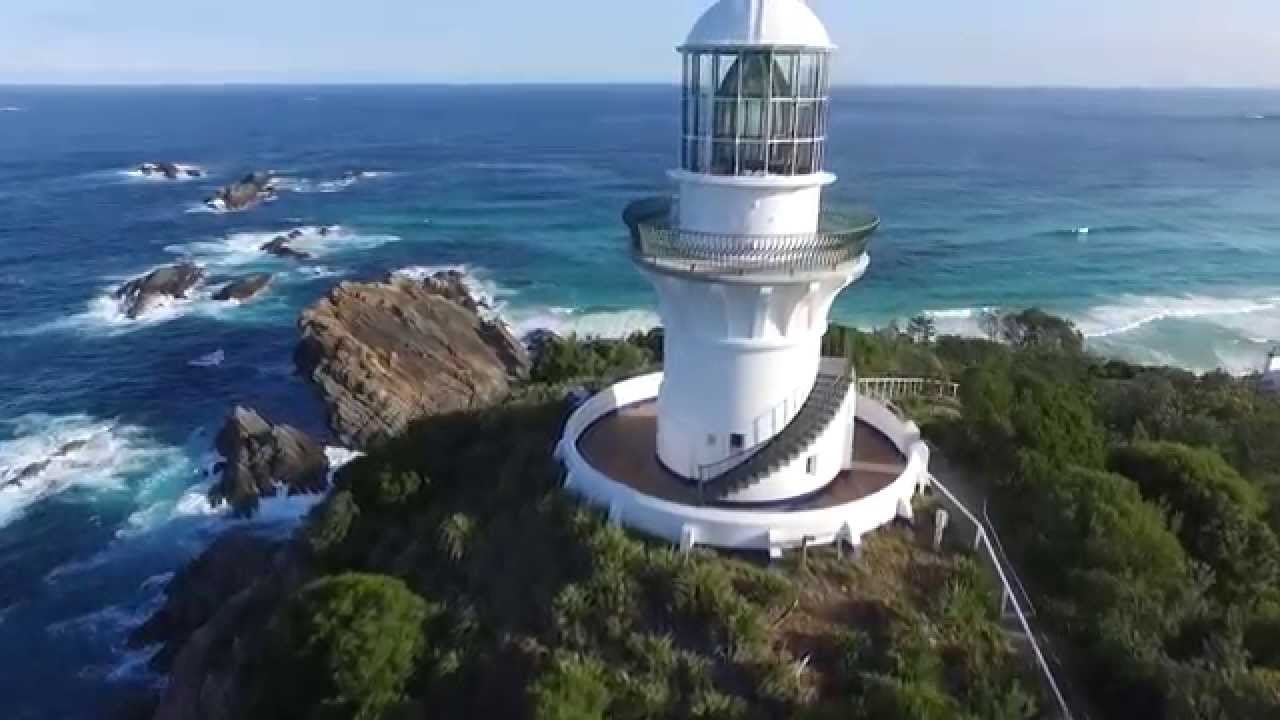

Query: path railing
[857,377,959,405]
[929,473,1073,720]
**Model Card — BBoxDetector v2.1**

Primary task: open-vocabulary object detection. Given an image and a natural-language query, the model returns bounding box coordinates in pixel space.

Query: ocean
[0,85,1278,717]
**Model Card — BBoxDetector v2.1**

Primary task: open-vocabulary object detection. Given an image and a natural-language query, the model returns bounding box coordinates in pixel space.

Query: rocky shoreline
[126,267,538,716]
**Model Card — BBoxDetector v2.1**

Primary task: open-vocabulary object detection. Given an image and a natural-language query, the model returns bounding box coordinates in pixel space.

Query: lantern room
[679,0,834,177]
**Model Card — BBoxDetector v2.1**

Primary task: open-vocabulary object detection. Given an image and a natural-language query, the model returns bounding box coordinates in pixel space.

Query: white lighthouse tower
[558,0,930,554]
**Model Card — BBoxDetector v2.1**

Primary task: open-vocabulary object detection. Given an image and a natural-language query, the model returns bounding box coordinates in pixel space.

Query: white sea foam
[189,349,225,368]
[275,171,390,194]
[0,106,24,113]
[168,225,397,269]
[119,445,361,538]
[510,305,662,339]
[920,306,993,338]
[909,292,1280,375]
[295,265,345,280]
[0,415,182,529]
[118,163,206,182]
[394,264,513,324]
[20,275,240,337]
[1072,294,1280,339]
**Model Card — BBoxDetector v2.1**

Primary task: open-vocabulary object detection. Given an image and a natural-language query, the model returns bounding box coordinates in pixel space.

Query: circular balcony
[624,195,878,280]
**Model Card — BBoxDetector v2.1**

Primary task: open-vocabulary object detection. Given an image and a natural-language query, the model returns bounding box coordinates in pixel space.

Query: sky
[1,0,1279,87]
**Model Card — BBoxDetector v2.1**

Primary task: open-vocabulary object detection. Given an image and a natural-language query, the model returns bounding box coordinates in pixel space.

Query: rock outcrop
[210,406,329,516]
[260,235,311,260]
[128,532,311,720]
[295,270,530,449]
[212,273,272,302]
[114,263,205,319]
[139,162,204,179]
[204,172,277,212]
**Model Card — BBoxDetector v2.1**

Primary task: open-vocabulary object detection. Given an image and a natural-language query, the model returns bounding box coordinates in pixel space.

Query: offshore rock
[210,406,329,516]
[204,171,278,212]
[212,273,272,302]
[138,162,204,179]
[114,263,205,319]
[260,235,311,260]
[296,270,530,449]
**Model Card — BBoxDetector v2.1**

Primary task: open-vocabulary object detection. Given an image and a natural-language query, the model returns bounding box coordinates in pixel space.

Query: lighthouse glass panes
[681,49,830,177]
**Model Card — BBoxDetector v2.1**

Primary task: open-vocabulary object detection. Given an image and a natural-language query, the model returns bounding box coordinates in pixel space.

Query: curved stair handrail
[698,363,853,502]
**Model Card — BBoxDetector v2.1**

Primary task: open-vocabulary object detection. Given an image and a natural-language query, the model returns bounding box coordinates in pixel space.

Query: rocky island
[259,231,311,260]
[204,172,278,212]
[113,263,205,319]
[212,273,273,302]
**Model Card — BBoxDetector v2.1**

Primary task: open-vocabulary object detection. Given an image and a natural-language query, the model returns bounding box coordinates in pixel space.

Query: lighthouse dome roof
[684,0,834,51]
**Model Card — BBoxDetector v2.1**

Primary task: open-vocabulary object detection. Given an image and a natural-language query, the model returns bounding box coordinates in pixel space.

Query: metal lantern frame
[680,45,832,177]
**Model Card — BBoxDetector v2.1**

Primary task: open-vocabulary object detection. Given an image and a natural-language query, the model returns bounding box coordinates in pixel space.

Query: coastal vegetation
[142,310,1280,719]
[272,345,1040,719]
[829,310,1280,718]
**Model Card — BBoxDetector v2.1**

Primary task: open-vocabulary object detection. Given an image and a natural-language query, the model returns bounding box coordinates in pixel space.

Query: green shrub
[530,334,655,384]
[1111,442,1279,605]
[304,490,359,555]
[530,654,613,720]
[253,573,433,720]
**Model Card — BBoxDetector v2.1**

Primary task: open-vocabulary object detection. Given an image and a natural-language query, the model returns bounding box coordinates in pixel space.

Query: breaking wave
[0,415,186,529]
[118,446,361,538]
[394,264,512,323]
[118,163,206,182]
[272,171,391,194]
[509,306,661,339]
[918,291,1280,374]
[392,265,658,340]
[1072,294,1280,339]
[167,225,398,269]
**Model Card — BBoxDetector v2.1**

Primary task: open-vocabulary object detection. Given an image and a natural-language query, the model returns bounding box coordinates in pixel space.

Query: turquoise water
[0,85,1279,716]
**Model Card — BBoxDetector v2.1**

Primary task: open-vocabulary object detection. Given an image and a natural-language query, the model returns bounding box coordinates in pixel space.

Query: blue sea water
[0,85,1279,717]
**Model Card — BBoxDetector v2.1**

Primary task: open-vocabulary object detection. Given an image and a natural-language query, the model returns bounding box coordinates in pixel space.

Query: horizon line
[2,80,1280,92]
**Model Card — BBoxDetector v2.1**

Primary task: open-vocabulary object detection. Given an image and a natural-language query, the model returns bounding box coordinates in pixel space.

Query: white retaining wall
[555,372,930,553]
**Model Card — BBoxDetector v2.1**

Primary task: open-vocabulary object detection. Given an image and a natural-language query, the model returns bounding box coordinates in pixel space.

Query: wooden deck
[576,399,907,511]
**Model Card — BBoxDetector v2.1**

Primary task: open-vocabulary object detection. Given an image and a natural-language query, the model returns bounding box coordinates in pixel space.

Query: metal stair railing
[697,366,853,501]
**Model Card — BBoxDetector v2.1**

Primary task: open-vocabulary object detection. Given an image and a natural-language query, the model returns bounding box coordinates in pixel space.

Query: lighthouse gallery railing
[624,196,879,277]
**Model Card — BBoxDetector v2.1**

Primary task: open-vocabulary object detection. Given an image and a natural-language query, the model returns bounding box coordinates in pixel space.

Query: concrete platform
[556,372,929,553]
[578,399,906,511]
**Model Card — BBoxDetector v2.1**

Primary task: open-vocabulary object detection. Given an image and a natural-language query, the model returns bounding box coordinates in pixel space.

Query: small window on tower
[806,456,818,475]
[730,433,745,451]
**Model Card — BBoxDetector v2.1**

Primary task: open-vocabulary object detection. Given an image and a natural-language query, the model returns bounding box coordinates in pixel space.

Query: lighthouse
[559,0,929,554]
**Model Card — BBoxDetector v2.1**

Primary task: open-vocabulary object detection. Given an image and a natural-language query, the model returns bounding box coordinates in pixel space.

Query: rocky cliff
[128,533,311,720]
[295,269,530,449]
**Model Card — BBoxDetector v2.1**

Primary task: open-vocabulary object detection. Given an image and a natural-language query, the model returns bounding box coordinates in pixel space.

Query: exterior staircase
[699,364,853,503]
